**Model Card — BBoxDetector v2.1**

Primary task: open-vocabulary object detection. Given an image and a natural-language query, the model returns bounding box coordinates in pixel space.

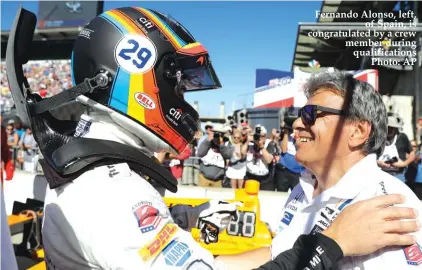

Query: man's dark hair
[305,70,387,158]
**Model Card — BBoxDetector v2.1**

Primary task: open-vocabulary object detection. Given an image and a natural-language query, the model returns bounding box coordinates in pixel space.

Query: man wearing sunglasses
[267,71,422,269]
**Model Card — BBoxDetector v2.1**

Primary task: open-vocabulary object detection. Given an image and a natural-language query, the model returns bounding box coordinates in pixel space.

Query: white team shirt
[42,163,216,269]
[271,154,422,269]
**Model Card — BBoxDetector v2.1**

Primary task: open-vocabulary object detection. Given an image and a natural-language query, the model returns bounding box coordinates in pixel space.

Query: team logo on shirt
[310,224,324,235]
[281,211,294,226]
[138,224,178,261]
[133,205,162,233]
[162,240,192,266]
[291,191,305,204]
[403,243,422,266]
[314,199,353,231]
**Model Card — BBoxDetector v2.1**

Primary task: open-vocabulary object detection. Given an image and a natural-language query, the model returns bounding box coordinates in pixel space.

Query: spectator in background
[417,118,422,145]
[19,127,37,150]
[196,121,213,155]
[377,114,415,183]
[38,83,48,98]
[168,146,192,184]
[13,121,25,139]
[226,129,247,189]
[1,125,9,184]
[274,121,305,192]
[269,128,282,156]
[223,125,232,144]
[19,127,38,172]
[197,125,232,187]
[243,125,277,191]
[6,123,19,147]
[407,141,422,199]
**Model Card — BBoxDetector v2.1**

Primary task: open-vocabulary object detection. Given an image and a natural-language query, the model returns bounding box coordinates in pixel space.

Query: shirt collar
[299,154,379,203]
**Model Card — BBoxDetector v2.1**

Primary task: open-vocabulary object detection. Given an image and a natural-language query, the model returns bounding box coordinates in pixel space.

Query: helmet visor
[179,65,221,92]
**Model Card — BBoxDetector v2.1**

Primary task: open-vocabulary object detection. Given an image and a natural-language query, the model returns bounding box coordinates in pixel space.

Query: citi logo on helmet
[169,108,182,120]
[135,93,156,110]
[138,17,154,29]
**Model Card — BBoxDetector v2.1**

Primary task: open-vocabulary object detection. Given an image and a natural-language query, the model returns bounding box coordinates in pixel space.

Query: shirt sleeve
[348,176,422,269]
[91,172,217,270]
[255,233,343,270]
[374,179,422,269]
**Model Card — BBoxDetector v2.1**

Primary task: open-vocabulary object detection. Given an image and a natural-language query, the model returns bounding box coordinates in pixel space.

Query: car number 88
[226,211,256,238]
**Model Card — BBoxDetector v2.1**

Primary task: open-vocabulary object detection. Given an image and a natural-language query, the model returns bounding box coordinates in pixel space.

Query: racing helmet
[71,7,221,154]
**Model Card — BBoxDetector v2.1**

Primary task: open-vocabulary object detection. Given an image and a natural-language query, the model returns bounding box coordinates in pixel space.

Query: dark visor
[180,65,221,92]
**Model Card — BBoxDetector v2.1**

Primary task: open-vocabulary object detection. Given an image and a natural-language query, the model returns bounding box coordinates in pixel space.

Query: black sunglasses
[299,105,345,126]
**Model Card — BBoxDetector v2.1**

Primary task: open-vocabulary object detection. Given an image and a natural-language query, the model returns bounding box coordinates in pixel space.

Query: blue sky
[1,1,320,117]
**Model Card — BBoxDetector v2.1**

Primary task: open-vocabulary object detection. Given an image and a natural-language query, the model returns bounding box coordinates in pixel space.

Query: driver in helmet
[42,7,236,269]
[32,6,419,270]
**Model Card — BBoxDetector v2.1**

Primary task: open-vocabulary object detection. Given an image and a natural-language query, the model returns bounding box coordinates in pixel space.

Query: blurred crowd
[1,116,38,173]
[0,60,72,113]
[1,60,422,199]
[158,116,422,200]
[158,121,306,193]
[0,60,71,172]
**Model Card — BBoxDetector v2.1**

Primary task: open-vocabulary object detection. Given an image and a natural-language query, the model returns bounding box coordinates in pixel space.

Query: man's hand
[271,128,277,140]
[322,194,420,256]
[377,160,391,169]
[197,200,239,244]
[392,160,407,168]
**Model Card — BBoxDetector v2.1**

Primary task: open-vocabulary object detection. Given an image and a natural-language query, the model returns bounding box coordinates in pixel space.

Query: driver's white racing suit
[42,162,217,269]
[42,115,223,269]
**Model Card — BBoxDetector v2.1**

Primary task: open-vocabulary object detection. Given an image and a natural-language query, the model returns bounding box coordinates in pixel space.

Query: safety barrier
[181,156,201,185]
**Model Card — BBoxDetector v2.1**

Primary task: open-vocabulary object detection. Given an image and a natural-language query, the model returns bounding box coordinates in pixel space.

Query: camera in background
[253,126,261,141]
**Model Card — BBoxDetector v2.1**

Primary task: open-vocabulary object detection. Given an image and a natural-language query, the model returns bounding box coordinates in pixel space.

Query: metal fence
[181,157,201,186]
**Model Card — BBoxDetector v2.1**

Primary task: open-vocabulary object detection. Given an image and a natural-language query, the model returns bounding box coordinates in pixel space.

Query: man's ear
[349,121,371,149]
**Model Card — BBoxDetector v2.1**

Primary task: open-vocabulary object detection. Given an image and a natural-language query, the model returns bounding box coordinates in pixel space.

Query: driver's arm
[254,234,342,270]
[213,233,342,270]
[214,194,419,270]
[169,203,211,231]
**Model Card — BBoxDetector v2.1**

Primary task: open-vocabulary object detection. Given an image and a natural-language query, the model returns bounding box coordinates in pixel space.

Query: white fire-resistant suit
[42,114,224,270]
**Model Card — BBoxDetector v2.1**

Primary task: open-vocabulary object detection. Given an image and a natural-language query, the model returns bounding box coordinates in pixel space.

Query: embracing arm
[255,234,342,270]
[215,194,419,270]
[213,234,342,270]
